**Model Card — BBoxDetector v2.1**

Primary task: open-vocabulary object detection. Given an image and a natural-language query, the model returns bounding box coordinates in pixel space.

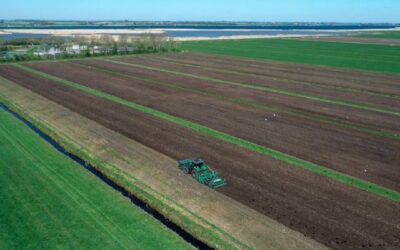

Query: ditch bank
[0,102,210,250]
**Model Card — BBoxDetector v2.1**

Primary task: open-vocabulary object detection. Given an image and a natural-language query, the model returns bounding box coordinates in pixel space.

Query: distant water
[0,24,398,40]
[0,30,351,40]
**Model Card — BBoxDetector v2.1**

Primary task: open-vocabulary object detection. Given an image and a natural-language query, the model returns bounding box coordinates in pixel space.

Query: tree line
[0,34,179,62]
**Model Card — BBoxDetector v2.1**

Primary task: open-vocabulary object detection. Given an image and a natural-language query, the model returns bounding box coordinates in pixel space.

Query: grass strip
[71,61,400,140]
[14,63,400,202]
[104,59,400,118]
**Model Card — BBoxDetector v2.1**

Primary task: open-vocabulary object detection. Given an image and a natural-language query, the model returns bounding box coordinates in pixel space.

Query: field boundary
[104,59,400,117]
[70,60,400,140]
[14,63,400,202]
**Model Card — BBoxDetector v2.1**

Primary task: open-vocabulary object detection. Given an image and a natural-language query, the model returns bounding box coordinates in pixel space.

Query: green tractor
[178,159,226,189]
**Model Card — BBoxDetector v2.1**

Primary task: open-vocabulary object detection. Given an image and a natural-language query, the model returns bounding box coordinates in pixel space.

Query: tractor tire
[182,168,189,174]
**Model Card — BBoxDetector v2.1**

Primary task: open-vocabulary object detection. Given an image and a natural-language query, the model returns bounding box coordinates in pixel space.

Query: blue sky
[2,0,399,23]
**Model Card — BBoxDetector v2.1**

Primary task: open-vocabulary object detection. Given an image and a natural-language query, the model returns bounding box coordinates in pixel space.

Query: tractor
[178,159,226,189]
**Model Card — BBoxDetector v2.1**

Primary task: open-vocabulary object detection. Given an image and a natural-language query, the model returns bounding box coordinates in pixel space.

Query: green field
[355,31,400,39]
[0,107,192,249]
[181,39,400,74]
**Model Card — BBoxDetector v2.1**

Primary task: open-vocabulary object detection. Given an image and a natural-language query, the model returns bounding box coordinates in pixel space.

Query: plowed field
[1,53,399,249]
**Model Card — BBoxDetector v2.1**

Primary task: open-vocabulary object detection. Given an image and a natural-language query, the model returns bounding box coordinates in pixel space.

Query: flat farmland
[0,52,399,249]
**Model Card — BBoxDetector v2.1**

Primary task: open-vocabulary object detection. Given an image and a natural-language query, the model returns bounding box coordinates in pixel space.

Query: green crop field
[0,107,192,249]
[180,38,400,74]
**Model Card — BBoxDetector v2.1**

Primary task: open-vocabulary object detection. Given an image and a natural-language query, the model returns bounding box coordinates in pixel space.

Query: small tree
[112,42,118,55]
[85,47,91,57]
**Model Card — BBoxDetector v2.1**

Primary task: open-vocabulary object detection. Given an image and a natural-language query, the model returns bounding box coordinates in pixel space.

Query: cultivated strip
[144,55,400,100]
[104,59,400,117]
[168,52,400,89]
[71,61,400,140]
[14,63,400,202]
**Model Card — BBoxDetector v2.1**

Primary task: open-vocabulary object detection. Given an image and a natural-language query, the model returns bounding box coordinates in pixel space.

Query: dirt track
[1,55,400,249]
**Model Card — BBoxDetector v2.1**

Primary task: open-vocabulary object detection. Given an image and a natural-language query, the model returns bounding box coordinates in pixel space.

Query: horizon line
[1,19,400,25]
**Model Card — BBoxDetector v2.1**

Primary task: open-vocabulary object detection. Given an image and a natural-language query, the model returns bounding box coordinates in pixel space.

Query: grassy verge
[104,59,400,117]
[180,38,400,75]
[0,104,193,249]
[72,61,400,140]
[14,63,400,202]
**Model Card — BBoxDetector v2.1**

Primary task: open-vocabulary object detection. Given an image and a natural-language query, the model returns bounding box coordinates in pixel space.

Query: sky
[1,0,399,23]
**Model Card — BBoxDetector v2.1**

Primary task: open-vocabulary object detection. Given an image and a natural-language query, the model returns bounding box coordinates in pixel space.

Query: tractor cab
[192,159,209,174]
[193,159,204,167]
[178,158,226,189]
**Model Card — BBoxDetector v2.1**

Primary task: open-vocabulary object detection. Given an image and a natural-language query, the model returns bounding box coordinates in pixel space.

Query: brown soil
[115,55,400,109]
[156,52,400,92]
[0,63,399,249]
[23,60,400,192]
[148,53,400,97]
[68,58,400,138]
[106,56,400,133]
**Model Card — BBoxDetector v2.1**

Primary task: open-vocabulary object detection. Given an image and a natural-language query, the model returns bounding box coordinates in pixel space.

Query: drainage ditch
[0,102,211,250]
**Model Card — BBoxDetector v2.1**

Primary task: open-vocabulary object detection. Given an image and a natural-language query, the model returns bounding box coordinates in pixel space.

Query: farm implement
[178,159,226,188]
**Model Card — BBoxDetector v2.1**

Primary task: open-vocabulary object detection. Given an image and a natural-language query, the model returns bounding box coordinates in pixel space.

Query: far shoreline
[1,27,399,41]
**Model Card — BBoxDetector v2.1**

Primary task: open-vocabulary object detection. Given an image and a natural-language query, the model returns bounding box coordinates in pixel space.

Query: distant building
[34,46,62,57]
[66,44,88,54]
